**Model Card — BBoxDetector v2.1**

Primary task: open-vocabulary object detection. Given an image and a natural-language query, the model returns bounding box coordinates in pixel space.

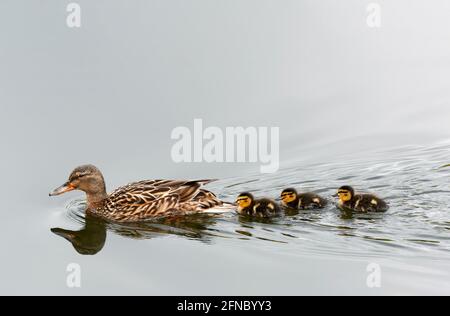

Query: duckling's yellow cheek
[237,198,251,208]
[284,195,295,203]
[282,194,296,203]
[339,193,351,202]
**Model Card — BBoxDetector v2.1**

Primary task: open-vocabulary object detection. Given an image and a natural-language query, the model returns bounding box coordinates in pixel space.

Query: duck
[337,185,388,213]
[235,192,280,218]
[49,164,234,222]
[280,188,328,210]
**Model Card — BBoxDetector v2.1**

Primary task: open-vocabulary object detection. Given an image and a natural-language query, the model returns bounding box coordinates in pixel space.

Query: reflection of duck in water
[50,165,234,222]
[109,213,222,241]
[51,215,107,255]
[51,213,222,255]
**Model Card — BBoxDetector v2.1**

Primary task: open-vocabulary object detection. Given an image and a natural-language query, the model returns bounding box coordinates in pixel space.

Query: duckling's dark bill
[49,182,76,196]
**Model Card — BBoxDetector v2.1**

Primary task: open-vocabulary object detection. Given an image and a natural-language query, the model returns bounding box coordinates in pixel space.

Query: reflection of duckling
[337,186,388,213]
[280,188,327,210]
[235,192,280,218]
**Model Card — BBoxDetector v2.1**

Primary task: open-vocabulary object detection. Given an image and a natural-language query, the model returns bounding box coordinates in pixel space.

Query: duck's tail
[191,179,218,186]
[205,202,236,214]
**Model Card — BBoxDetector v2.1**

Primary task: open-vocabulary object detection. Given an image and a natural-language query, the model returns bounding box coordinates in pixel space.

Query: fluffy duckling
[337,186,388,213]
[235,192,280,218]
[280,188,327,210]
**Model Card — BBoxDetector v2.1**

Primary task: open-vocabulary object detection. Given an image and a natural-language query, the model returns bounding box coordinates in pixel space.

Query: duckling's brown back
[253,198,280,217]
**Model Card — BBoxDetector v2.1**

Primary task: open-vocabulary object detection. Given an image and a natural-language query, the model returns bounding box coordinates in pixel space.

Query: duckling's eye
[237,197,250,203]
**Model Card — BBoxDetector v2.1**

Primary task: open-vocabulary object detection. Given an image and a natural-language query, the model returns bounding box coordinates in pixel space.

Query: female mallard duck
[280,188,327,210]
[337,186,388,213]
[50,165,234,222]
[235,192,280,218]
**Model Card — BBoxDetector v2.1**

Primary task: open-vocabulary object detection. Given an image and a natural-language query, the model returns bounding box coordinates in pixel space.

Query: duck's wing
[105,179,216,220]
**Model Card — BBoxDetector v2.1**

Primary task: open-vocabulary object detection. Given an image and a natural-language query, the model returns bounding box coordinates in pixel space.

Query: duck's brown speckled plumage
[95,180,224,222]
[50,165,231,222]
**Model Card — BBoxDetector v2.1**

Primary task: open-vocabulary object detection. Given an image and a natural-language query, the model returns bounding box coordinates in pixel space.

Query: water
[42,139,450,295]
[1,0,450,295]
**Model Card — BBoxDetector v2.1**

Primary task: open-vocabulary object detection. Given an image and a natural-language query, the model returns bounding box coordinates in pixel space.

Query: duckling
[235,192,280,218]
[49,164,235,222]
[280,188,328,210]
[337,186,388,213]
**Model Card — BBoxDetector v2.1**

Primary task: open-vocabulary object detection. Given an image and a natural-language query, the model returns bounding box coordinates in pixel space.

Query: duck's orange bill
[49,182,76,196]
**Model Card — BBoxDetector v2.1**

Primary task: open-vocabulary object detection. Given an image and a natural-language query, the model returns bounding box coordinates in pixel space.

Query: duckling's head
[50,165,107,200]
[236,192,255,212]
[338,186,354,203]
[280,188,298,205]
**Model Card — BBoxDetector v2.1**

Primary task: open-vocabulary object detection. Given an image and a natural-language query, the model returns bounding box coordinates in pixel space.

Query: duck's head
[50,165,107,200]
[280,188,298,205]
[337,186,354,203]
[235,192,255,212]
